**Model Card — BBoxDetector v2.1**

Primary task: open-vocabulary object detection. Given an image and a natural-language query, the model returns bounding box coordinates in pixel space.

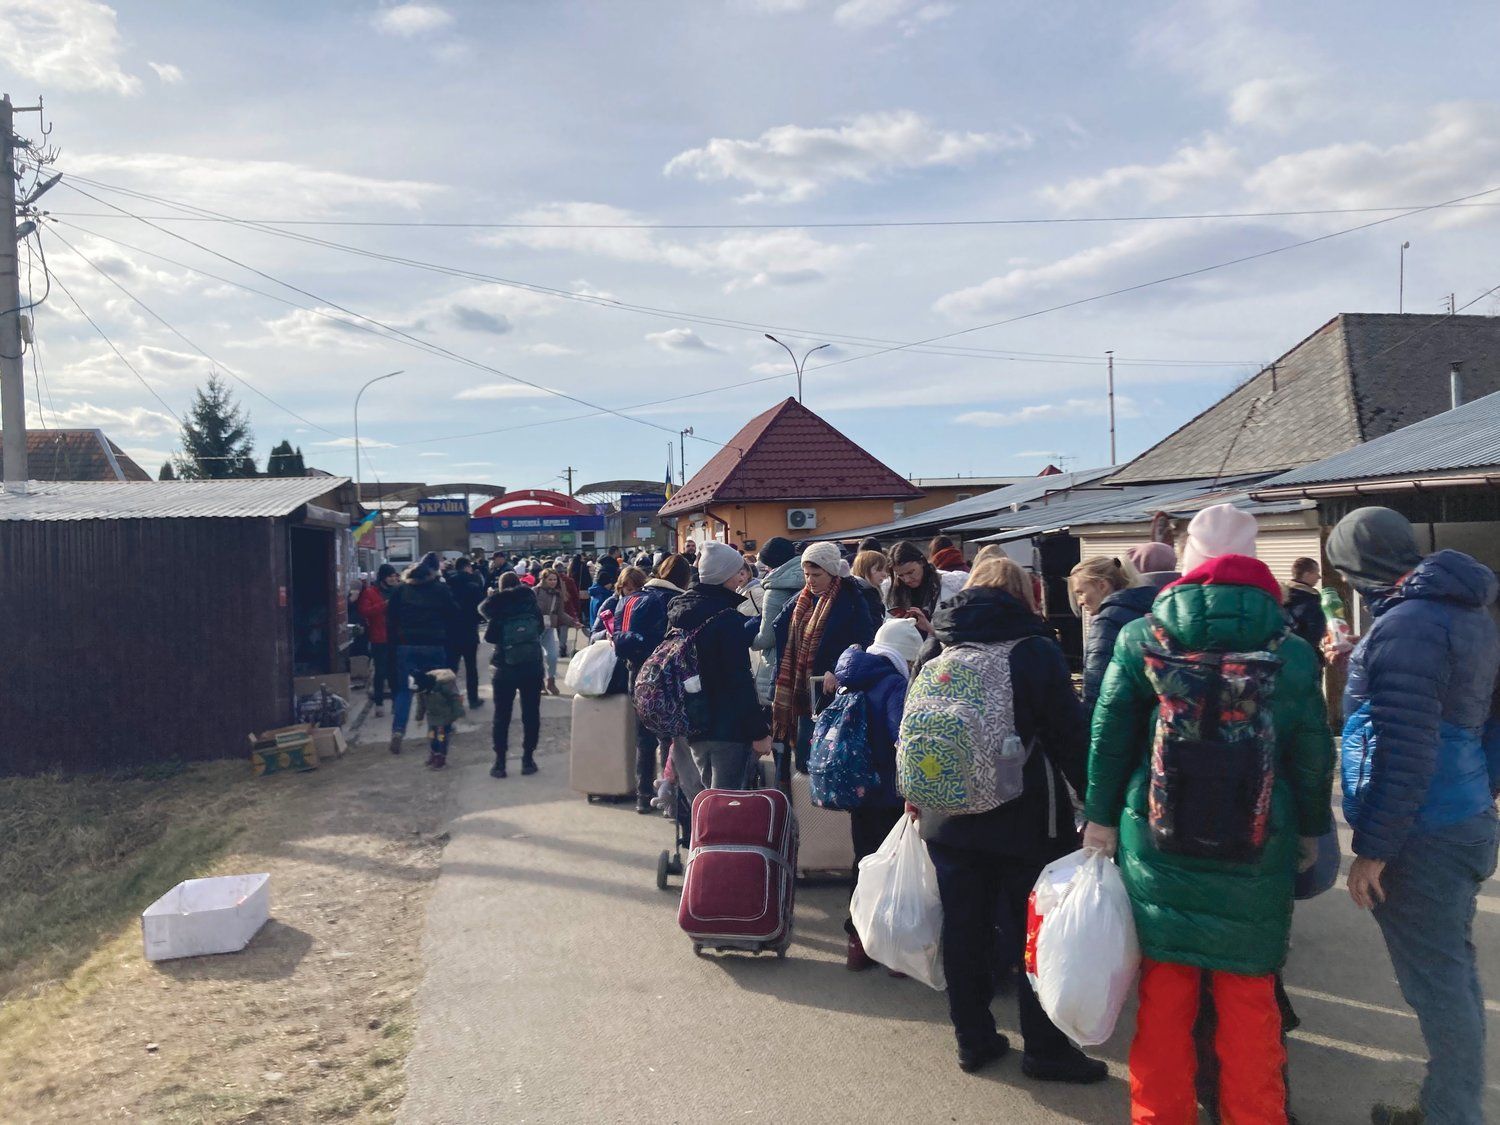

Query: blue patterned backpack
[897,640,1029,813]
[809,689,881,810]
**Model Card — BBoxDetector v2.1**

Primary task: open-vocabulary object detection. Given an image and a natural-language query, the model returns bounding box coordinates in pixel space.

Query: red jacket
[561,574,582,620]
[356,584,390,645]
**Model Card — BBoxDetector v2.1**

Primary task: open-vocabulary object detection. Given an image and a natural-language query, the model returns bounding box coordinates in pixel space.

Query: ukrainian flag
[352,509,380,543]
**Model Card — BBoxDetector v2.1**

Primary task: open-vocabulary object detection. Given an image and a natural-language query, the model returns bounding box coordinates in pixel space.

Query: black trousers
[845,805,906,933]
[927,840,1073,1060]
[492,664,543,761]
[449,633,481,706]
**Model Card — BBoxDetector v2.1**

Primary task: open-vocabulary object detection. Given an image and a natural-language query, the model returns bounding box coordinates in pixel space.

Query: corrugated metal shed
[0,477,349,521]
[1256,390,1500,490]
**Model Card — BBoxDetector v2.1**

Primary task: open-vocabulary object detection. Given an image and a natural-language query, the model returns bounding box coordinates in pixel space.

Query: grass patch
[0,760,255,1008]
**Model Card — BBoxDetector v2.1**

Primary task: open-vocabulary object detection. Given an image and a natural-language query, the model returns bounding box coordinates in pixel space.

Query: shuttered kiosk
[0,478,352,774]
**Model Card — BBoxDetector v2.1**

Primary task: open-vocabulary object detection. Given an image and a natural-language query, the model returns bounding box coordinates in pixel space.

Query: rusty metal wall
[0,517,294,774]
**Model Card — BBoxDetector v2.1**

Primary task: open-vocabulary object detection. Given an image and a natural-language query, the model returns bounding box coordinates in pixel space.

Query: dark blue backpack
[809,689,881,810]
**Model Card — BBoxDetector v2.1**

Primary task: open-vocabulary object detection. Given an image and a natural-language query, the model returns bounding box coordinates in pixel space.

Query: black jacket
[387,571,459,648]
[771,577,878,709]
[1082,584,1160,711]
[1284,582,1327,663]
[668,582,769,744]
[851,576,886,627]
[445,570,487,633]
[481,586,545,672]
[914,586,1089,860]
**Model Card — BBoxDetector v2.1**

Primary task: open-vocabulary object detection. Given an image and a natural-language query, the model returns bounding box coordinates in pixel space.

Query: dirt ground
[0,712,472,1123]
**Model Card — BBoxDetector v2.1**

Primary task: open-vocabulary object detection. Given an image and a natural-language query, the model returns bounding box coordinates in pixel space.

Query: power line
[1359,279,1500,365]
[55,175,1264,369]
[48,269,181,422]
[40,200,1500,231]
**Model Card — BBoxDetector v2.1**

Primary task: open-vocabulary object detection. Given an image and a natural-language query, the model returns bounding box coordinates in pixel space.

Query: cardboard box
[248,723,318,776]
[312,725,347,761]
[294,673,351,702]
[142,873,270,962]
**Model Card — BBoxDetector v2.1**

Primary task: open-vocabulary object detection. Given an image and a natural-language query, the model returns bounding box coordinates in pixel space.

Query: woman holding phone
[886,540,966,637]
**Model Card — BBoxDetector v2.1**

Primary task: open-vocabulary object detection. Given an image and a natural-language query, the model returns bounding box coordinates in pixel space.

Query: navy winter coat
[613,579,683,668]
[1342,549,1500,862]
[668,582,769,744]
[1082,584,1159,711]
[832,645,907,807]
[771,576,877,709]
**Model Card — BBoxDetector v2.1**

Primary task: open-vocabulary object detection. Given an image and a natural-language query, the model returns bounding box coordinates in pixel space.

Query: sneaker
[469,699,486,710]
[426,753,446,770]
[1371,1106,1424,1125]
[373,705,385,717]
[490,763,507,779]
[388,733,403,755]
[958,1034,1010,1074]
[1021,1049,1108,1085]
[521,759,538,776]
[846,933,874,972]
[636,797,655,815]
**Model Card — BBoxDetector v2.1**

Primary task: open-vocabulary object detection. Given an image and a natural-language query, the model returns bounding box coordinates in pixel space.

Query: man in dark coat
[1282,556,1327,663]
[1327,507,1500,1125]
[444,556,487,709]
[386,552,460,755]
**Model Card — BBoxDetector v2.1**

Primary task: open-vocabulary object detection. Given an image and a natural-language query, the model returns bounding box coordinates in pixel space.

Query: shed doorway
[290,526,336,675]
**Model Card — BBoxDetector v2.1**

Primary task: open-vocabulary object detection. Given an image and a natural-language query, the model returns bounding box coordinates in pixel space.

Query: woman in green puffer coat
[1083,553,1332,1124]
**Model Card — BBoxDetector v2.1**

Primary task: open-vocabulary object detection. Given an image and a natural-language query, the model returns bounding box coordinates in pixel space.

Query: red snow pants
[1130,958,1287,1124]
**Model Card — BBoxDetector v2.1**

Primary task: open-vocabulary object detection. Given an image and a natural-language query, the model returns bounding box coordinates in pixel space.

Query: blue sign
[619,492,665,513]
[470,514,606,533]
[419,498,469,516]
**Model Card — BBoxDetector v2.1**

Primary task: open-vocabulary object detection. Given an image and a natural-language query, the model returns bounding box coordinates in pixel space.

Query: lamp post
[764,334,830,403]
[354,369,403,552]
[1399,241,1411,313]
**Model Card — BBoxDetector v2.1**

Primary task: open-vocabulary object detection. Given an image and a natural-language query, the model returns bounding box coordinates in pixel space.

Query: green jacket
[1084,581,1333,975]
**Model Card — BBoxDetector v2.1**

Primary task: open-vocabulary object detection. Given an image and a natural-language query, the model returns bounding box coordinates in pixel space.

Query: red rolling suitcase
[679,787,798,957]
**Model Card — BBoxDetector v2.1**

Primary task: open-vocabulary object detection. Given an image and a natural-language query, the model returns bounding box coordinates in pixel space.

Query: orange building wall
[671,497,908,550]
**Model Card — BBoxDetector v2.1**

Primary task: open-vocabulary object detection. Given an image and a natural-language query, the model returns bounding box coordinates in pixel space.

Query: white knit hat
[1180,503,1258,573]
[871,618,923,667]
[696,540,743,586]
[800,540,843,577]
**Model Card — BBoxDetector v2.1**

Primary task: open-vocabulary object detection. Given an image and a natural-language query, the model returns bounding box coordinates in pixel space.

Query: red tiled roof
[0,429,151,481]
[660,398,921,516]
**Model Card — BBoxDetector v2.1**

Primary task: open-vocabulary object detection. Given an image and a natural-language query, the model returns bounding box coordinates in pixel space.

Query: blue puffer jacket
[1082,584,1159,712]
[832,645,908,808]
[612,579,683,668]
[1341,549,1500,862]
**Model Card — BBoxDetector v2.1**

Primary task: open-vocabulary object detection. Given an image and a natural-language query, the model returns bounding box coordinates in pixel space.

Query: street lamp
[764,334,830,403]
[354,369,403,552]
[1399,241,1411,313]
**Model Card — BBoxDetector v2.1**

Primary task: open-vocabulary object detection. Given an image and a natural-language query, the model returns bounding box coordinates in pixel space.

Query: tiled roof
[0,478,350,521]
[0,429,152,481]
[659,398,921,516]
[1110,313,1500,484]
[1256,389,1500,490]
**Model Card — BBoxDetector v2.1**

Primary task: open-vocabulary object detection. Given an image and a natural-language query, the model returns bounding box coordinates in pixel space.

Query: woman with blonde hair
[1069,555,1153,712]
[533,567,583,695]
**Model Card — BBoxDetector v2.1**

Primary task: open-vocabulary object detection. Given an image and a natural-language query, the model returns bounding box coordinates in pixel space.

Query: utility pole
[1447,293,1457,316]
[562,466,575,497]
[1,95,30,490]
[1105,350,1117,466]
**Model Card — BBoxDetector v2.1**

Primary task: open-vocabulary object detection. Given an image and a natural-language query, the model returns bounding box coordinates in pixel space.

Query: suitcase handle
[687,843,793,879]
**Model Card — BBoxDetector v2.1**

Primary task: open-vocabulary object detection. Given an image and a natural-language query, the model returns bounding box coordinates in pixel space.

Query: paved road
[401,669,1500,1123]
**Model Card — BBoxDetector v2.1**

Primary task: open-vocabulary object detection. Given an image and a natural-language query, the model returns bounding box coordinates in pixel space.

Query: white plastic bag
[849,816,946,990]
[1027,848,1139,1046]
[563,638,618,697]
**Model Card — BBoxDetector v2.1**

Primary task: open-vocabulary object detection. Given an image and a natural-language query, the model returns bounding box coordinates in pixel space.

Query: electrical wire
[48,269,182,423]
[1356,280,1500,365]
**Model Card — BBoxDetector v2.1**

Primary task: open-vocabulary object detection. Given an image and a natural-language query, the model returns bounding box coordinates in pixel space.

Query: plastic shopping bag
[849,816,946,990]
[1026,848,1138,1046]
[563,638,619,697]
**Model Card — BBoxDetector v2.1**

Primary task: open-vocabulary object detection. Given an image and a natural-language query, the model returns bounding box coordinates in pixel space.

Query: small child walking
[413,667,465,769]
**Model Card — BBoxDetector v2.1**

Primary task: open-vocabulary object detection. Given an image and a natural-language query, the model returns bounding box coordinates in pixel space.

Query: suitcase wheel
[656,850,671,891]
[692,943,704,957]
[667,854,683,877]
[776,948,787,960]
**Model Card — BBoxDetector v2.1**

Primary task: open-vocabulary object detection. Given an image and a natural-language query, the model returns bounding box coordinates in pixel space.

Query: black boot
[521,751,538,776]
[490,754,507,779]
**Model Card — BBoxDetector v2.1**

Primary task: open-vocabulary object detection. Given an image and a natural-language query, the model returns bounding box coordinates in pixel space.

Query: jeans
[448,633,481,706]
[1372,807,1499,1123]
[370,643,396,706]
[392,645,449,734]
[540,627,560,680]
[636,725,664,801]
[927,840,1073,1059]
[492,664,543,762]
[672,738,755,802]
[429,722,453,759]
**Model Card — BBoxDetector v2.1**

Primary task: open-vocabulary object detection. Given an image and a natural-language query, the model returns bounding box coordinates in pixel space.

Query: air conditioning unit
[786,508,818,531]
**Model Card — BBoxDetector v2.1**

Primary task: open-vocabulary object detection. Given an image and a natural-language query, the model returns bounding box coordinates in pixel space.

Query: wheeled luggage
[679,787,797,957]
[790,770,855,879]
[569,693,636,800]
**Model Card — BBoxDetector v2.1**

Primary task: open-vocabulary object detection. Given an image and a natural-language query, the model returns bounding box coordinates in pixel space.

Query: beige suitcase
[790,770,855,879]
[569,693,637,799]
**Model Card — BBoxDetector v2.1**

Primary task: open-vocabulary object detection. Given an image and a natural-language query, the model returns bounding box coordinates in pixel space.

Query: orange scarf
[772,582,839,741]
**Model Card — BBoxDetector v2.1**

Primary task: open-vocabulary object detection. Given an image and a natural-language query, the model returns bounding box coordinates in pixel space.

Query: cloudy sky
[5,0,1500,491]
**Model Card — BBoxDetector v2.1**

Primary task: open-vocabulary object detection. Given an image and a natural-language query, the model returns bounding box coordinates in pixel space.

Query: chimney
[1451,362,1464,410]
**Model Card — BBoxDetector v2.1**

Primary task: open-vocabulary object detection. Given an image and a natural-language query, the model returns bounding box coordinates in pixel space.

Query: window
[893,502,906,519]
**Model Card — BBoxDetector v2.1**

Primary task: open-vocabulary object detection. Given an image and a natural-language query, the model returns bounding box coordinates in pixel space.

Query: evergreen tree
[266,440,308,477]
[293,445,306,473]
[175,375,255,479]
[158,461,176,481]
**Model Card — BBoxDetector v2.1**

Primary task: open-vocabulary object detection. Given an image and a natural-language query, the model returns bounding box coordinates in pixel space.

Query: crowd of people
[352,504,1498,1125]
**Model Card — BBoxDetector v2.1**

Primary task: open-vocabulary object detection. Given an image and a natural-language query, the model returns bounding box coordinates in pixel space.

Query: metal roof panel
[0,478,350,521]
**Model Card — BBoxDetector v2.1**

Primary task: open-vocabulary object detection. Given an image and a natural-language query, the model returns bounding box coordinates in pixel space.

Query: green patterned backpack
[897,640,1028,813]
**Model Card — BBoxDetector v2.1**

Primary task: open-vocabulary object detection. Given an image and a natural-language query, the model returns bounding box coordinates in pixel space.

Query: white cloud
[148,61,183,84]
[834,0,952,33]
[372,3,454,36]
[1040,134,1241,211]
[418,451,449,458]
[956,396,1140,427]
[67,152,443,217]
[42,401,178,438]
[524,343,579,357]
[453,384,555,401]
[664,110,1025,203]
[413,282,558,335]
[1227,75,1313,128]
[450,305,512,335]
[244,307,375,351]
[315,436,395,448]
[743,0,811,10]
[0,0,140,95]
[647,328,720,353]
[486,202,856,290]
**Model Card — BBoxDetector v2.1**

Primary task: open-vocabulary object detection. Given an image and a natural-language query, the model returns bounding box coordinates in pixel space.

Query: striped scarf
[772,582,839,741]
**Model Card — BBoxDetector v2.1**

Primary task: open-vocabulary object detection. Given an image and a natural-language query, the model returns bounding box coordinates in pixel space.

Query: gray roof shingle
[0,478,350,521]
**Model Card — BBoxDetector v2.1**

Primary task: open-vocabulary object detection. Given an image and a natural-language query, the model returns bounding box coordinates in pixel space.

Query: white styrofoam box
[141,873,271,962]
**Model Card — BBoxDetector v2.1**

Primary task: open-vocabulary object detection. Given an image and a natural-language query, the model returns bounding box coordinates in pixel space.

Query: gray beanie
[696,540,744,586]
[1326,506,1423,591]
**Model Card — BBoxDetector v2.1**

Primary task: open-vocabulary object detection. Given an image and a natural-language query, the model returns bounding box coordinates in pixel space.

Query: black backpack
[487,609,543,667]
